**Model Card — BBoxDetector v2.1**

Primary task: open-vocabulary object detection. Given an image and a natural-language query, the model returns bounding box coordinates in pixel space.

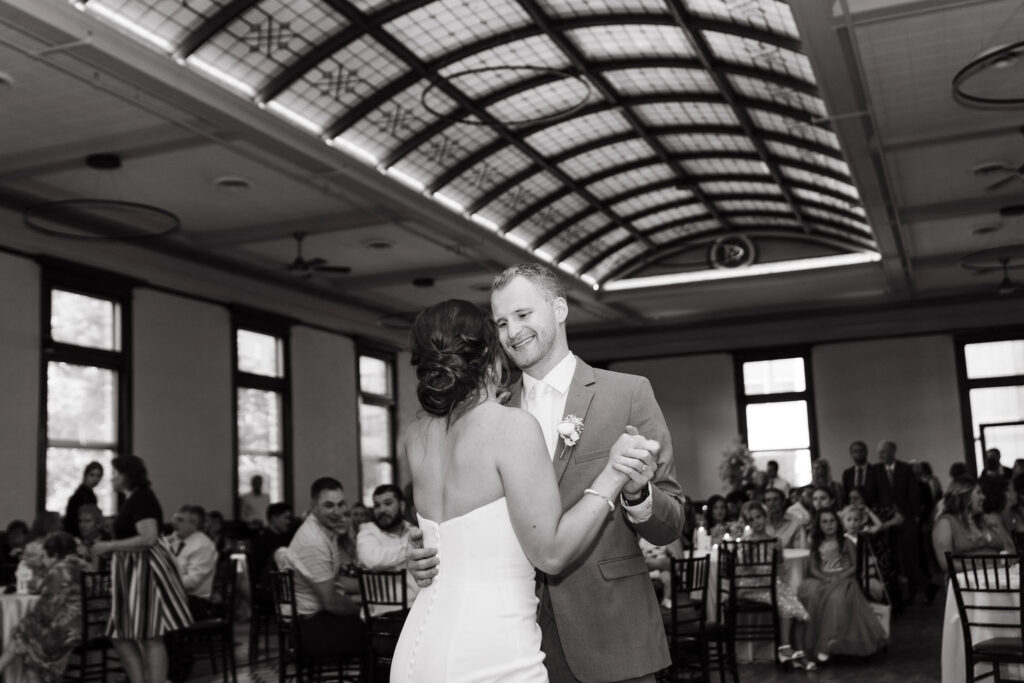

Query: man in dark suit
[842,440,877,505]
[871,440,922,607]
[979,448,1012,487]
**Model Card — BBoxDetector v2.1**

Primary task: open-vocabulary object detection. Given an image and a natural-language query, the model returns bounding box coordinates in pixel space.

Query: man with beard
[842,440,877,506]
[409,263,684,683]
[357,484,420,606]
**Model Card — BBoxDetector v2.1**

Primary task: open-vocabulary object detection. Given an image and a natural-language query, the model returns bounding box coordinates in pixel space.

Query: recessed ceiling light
[214,176,252,192]
[412,277,434,288]
[362,238,393,250]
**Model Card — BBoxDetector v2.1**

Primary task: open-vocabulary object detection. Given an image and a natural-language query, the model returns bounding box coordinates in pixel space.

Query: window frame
[357,345,398,506]
[38,261,134,514]
[733,347,819,471]
[232,309,293,518]
[954,328,1024,478]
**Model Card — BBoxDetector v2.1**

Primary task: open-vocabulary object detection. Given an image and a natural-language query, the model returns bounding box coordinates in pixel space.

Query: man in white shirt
[166,504,217,619]
[239,475,271,529]
[357,484,420,606]
[765,460,791,496]
[285,477,365,658]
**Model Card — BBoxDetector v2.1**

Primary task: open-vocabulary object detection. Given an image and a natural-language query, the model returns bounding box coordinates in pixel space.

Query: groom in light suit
[411,264,685,683]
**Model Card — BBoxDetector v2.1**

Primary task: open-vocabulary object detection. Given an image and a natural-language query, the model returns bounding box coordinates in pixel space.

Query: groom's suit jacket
[512,357,685,682]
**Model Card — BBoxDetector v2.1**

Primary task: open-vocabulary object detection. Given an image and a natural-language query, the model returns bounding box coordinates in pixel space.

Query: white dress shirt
[521,351,652,522]
[167,530,217,600]
[356,521,420,607]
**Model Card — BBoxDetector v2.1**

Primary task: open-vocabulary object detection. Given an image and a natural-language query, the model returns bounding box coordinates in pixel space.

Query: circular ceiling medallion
[708,235,756,270]
[23,199,180,240]
[420,65,592,127]
[952,41,1024,108]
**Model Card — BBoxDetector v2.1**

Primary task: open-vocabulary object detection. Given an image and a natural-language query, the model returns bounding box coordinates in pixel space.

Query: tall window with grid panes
[735,352,817,488]
[358,352,396,505]
[42,276,130,515]
[958,336,1024,475]
[234,323,290,513]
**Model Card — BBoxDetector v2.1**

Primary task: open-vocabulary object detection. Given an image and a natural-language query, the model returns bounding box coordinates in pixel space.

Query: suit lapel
[553,359,596,485]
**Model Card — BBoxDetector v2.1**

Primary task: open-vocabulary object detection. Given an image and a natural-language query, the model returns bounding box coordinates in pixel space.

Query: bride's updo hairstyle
[410,299,510,425]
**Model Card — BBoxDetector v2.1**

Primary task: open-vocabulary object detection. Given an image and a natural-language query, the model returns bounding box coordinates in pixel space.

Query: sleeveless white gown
[390,497,547,682]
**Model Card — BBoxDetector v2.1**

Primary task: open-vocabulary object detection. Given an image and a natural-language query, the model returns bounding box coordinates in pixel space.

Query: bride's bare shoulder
[467,402,538,437]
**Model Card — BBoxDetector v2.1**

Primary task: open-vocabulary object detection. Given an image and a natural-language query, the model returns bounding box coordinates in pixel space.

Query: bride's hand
[596,431,659,492]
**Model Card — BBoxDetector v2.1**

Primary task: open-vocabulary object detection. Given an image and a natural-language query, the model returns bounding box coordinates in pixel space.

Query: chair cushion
[974,638,1024,657]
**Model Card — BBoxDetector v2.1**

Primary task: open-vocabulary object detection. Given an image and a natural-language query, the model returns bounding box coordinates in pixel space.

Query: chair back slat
[946,552,1024,653]
[79,571,113,641]
[358,569,408,619]
[667,555,709,646]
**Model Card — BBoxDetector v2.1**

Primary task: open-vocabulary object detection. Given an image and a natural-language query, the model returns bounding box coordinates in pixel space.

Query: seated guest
[765,459,791,496]
[811,459,845,508]
[165,505,217,619]
[1009,474,1024,535]
[250,503,294,589]
[1,520,29,574]
[724,490,746,522]
[0,532,90,683]
[357,484,420,605]
[703,495,729,544]
[786,486,815,530]
[763,487,803,549]
[30,512,62,541]
[932,477,1014,574]
[64,462,103,537]
[204,511,229,554]
[840,505,885,601]
[350,503,370,533]
[949,462,968,480]
[240,475,271,530]
[284,477,366,659]
[980,474,1017,540]
[797,509,886,666]
[75,504,110,570]
[639,536,684,605]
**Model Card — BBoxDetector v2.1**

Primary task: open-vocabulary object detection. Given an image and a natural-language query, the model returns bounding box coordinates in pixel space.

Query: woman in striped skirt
[92,455,192,683]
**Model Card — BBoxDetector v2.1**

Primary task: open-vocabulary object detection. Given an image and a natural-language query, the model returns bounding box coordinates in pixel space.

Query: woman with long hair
[932,477,1014,573]
[91,455,192,683]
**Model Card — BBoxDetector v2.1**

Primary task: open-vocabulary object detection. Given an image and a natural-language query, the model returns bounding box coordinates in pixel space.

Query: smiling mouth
[510,335,534,351]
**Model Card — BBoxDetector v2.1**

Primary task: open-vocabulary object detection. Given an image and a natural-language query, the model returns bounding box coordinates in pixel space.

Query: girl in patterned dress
[91,455,192,683]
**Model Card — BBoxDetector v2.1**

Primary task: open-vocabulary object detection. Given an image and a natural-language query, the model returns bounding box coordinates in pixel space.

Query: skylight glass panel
[730,215,799,227]
[810,224,876,247]
[539,0,667,17]
[767,142,851,178]
[481,171,563,224]
[559,139,655,179]
[633,204,708,231]
[350,0,405,12]
[524,111,633,157]
[803,207,871,232]
[562,227,627,270]
[486,77,598,129]
[780,166,859,201]
[567,24,695,61]
[683,157,770,176]
[703,31,814,86]
[603,68,717,97]
[685,0,799,41]
[345,79,457,160]
[90,0,222,49]
[587,163,675,198]
[436,147,536,208]
[793,188,860,215]
[513,194,591,239]
[274,36,405,131]
[728,75,826,118]
[390,123,499,187]
[612,189,696,217]
[191,0,343,94]
[748,110,839,150]
[383,0,531,63]
[651,219,720,243]
[701,180,782,196]
[717,198,791,213]
[440,36,570,99]
[633,102,738,128]
[659,133,756,154]
[593,241,647,281]
[542,213,610,254]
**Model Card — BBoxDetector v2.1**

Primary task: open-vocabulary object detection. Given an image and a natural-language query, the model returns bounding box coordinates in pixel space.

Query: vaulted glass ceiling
[79,0,875,288]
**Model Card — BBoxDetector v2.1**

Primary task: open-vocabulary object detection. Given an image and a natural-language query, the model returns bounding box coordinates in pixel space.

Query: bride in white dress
[390,299,657,683]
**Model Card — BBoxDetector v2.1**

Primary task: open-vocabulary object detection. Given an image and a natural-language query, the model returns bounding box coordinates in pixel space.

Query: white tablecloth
[1,593,41,683]
[690,547,810,662]
[940,571,1022,683]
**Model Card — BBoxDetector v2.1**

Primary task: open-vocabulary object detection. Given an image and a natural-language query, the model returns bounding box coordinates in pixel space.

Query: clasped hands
[405,425,660,587]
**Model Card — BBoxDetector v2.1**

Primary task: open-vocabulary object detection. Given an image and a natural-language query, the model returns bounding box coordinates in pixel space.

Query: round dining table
[1,592,41,683]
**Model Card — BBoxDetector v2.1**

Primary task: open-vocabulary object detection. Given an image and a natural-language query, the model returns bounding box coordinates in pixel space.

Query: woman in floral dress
[0,532,90,683]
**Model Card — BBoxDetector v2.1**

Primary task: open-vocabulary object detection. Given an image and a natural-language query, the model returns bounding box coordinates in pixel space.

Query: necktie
[886,465,894,486]
[855,467,863,488]
[529,380,556,459]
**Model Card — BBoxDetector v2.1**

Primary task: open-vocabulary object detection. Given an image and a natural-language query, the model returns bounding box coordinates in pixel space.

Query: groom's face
[491,276,564,374]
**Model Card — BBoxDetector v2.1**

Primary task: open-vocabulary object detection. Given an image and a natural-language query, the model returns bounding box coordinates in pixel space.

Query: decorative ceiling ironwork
[78,0,875,287]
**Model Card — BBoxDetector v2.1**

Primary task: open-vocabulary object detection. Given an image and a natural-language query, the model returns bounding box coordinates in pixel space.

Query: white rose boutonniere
[557,414,584,457]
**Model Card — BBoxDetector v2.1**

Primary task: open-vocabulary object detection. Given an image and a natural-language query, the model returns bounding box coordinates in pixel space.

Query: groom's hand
[620,425,659,496]
[406,526,439,587]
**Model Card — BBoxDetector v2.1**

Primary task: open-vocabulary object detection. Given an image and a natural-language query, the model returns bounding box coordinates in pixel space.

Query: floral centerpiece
[18,540,49,593]
[718,437,755,493]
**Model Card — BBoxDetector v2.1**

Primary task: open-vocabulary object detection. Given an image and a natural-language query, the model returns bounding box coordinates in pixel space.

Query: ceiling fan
[996,257,1021,295]
[972,127,1024,191]
[283,231,350,278]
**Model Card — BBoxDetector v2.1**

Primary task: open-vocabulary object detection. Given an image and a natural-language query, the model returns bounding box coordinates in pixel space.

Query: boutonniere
[557,414,584,458]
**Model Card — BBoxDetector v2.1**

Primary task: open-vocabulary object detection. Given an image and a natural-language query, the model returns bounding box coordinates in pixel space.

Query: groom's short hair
[491,263,566,301]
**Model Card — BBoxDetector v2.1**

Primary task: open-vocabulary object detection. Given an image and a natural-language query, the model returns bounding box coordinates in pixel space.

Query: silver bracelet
[584,488,615,513]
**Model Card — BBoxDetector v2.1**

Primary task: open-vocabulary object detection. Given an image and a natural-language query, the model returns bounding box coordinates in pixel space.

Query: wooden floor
[195,597,945,683]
